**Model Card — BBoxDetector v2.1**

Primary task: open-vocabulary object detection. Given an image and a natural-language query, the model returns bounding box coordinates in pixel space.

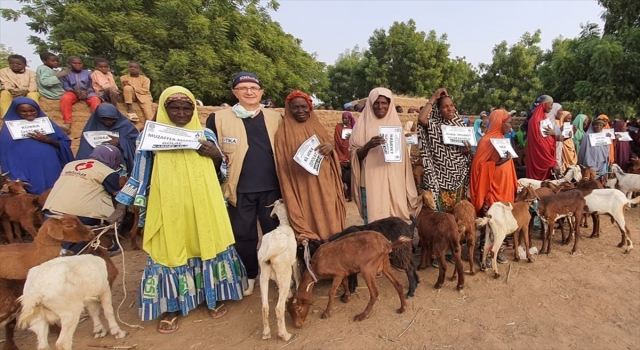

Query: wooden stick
[506,264,512,283]
[397,307,423,339]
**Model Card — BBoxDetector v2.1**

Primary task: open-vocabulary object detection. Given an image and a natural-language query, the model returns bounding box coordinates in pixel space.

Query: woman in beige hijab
[349,87,420,224]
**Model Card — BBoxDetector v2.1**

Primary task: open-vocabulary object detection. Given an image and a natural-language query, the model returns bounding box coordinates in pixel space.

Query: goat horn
[305,281,315,293]
[1,171,8,176]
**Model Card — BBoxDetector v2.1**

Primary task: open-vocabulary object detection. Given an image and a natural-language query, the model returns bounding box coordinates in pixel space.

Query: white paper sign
[379,126,403,163]
[588,132,612,147]
[83,131,119,148]
[562,122,572,138]
[341,128,352,140]
[405,134,418,145]
[293,135,324,176]
[628,126,639,133]
[604,128,616,140]
[615,132,633,142]
[137,121,203,151]
[490,138,518,158]
[440,125,478,146]
[539,119,553,138]
[5,117,55,140]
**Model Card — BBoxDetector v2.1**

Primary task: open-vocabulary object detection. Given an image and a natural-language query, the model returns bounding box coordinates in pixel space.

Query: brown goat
[0,215,94,280]
[287,231,408,328]
[0,279,24,350]
[535,190,585,254]
[417,191,465,290]
[452,199,476,276]
[628,159,640,174]
[510,187,537,263]
[411,157,424,191]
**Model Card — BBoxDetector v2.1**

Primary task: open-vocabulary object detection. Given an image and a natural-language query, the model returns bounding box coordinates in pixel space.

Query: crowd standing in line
[0,51,639,337]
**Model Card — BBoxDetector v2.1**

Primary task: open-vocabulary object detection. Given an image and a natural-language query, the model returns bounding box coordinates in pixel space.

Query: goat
[474,202,519,278]
[534,190,585,254]
[610,164,640,209]
[18,255,127,350]
[258,199,300,342]
[0,180,42,243]
[627,159,640,174]
[287,231,409,328]
[315,216,419,298]
[452,200,476,276]
[517,165,582,190]
[0,215,94,280]
[411,157,424,191]
[417,191,465,290]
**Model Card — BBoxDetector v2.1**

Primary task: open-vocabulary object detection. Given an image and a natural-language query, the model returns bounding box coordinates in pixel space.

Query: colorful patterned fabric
[138,249,247,321]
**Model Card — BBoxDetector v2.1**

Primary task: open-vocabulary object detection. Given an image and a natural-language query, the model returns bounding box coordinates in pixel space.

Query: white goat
[582,188,640,252]
[610,164,640,209]
[518,165,582,190]
[258,199,300,341]
[475,202,519,278]
[18,255,126,350]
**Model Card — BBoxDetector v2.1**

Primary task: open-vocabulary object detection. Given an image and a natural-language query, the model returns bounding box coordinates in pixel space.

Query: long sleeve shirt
[0,68,37,92]
[120,75,152,103]
[91,70,117,94]
[60,70,99,99]
[36,65,65,100]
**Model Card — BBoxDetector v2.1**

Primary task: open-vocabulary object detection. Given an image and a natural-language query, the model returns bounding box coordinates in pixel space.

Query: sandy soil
[5,202,640,350]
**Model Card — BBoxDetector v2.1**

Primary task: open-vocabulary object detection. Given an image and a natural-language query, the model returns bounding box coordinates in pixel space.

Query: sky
[0,0,605,70]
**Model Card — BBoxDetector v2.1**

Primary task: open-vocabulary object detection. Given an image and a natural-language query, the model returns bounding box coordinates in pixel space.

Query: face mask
[231,103,257,119]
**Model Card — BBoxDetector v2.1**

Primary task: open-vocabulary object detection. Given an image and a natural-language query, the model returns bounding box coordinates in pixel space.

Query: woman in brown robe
[275,90,346,242]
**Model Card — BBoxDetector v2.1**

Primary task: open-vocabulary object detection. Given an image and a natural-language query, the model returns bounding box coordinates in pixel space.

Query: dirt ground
[5,202,640,350]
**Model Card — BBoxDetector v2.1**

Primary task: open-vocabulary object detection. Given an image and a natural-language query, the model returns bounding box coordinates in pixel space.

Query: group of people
[2,58,639,337]
[521,96,639,181]
[0,54,154,133]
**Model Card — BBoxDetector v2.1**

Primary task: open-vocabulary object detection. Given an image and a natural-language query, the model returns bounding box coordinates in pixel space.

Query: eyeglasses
[233,87,262,93]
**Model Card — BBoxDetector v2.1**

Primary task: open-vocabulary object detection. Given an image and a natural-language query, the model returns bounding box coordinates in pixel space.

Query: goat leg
[1,218,15,244]
[321,277,343,319]
[259,263,272,340]
[10,222,23,243]
[354,270,379,321]
[451,242,465,290]
[381,260,406,314]
[405,263,418,298]
[3,319,18,350]
[340,277,351,303]
[434,251,447,289]
[589,214,600,238]
[347,274,358,294]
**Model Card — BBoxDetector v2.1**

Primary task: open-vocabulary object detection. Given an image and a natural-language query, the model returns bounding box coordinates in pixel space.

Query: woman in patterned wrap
[417,88,472,213]
[109,86,247,334]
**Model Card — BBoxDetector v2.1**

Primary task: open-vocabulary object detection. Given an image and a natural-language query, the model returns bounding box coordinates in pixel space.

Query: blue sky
[1,0,605,69]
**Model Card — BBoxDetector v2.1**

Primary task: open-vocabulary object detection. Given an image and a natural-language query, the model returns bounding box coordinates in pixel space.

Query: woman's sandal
[127,112,140,122]
[208,304,228,319]
[157,316,179,334]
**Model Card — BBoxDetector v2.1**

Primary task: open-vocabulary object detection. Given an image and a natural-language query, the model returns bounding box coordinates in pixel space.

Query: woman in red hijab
[470,109,519,214]
[525,97,557,180]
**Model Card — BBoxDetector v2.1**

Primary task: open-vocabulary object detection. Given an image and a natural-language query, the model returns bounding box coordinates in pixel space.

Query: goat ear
[46,219,65,241]
[265,203,275,208]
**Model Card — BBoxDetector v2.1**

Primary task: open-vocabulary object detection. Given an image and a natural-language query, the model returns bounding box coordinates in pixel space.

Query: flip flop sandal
[127,112,140,122]
[158,316,179,334]
[208,304,228,319]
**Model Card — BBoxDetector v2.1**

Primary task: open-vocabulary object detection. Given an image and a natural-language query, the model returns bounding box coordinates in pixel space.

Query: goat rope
[79,224,145,330]
[302,240,318,283]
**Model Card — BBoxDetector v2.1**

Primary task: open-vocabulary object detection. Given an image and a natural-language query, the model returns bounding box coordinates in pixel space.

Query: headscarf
[470,109,518,213]
[144,86,235,267]
[598,114,615,165]
[343,111,356,127]
[0,97,73,195]
[89,145,122,170]
[472,118,483,153]
[557,111,578,171]
[349,87,420,223]
[578,118,610,176]
[285,90,313,110]
[523,95,553,137]
[613,120,631,171]
[275,90,346,242]
[76,104,140,173]
[417,95,471,196]
[572,114,588,155]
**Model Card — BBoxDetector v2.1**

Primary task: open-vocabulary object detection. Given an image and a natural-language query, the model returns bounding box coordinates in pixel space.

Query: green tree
[0,44,14,70]
[472,31,544,113]
[2,0,325,106]
[598,0,640,35]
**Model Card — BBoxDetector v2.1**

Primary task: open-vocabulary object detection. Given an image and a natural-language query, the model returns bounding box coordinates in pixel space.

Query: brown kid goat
[452,199,476,275]
[534,190,586,254]
[0,215,94,280]
[417,191,465,290]
[287,231,408,328]
[0,180,42,243]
